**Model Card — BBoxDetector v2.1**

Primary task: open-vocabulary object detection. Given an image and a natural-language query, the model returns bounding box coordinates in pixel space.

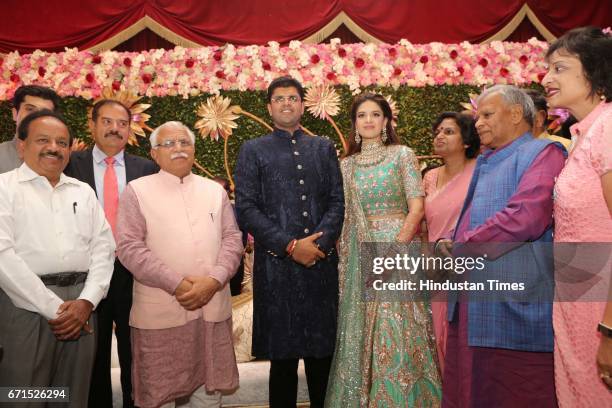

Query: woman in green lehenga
[326,94,441,407]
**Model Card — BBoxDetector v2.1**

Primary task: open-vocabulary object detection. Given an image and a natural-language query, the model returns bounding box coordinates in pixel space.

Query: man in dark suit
[64,99,158,408]
[234,76,344,407]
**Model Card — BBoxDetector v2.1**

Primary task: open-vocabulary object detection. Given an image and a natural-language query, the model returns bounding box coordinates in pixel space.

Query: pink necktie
[103,157,118,235]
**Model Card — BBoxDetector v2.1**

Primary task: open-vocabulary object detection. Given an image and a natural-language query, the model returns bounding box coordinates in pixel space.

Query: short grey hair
[149,121,196,147]
[477,85,535,127]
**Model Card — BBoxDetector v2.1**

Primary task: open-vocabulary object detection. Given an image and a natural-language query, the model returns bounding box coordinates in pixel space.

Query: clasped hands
[175,276,221,311]
[48,299,93,341]
[290,232,325,267]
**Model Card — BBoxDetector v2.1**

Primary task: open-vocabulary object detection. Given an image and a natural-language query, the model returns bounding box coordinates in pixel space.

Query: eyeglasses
[154,139,193,149]
[271,95,300,104]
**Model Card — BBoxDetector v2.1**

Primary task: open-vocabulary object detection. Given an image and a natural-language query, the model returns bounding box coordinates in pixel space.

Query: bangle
[598,322,612,338]
[287,239,298,257]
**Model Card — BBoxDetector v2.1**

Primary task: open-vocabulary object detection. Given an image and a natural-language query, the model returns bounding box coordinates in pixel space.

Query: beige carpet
[111,334,310,407]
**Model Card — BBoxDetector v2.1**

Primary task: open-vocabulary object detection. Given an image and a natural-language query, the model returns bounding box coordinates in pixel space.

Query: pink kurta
[117,171,243,408]
[423,160,475,373]
[553,102,612,407]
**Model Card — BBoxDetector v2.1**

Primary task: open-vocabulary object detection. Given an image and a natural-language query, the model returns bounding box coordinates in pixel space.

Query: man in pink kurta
[117,121,243,408]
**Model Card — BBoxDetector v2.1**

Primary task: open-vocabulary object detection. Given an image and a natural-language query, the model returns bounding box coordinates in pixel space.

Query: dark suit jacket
[64,148,159,195]
[64,148,159,292]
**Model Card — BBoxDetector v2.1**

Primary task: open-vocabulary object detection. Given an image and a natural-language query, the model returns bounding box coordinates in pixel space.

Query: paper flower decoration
[90,87,152,146]
[547,108,570,134]
[460,92,480,117]
[194,95,240,140]
[384,94,399,128]
[70,137,88,152]
[304,84,341,120]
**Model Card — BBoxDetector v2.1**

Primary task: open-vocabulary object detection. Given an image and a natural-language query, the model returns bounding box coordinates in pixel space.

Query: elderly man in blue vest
[438,85,567,407]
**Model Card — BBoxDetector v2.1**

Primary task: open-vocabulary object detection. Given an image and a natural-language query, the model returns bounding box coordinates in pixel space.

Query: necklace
[355,141,386,167]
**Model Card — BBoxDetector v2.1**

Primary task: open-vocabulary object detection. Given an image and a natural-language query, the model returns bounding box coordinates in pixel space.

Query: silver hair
[149,121,196,147]
[477,85,536,127]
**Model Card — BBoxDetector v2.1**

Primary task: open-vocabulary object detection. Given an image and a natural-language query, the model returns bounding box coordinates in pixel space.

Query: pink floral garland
[0,38,550,100]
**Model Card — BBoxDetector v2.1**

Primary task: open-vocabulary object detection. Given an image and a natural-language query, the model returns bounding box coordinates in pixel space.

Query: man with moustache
[0,110,115,407]
[64,99,157,408]
[438,85,567,406]
[0,85,61,173]
[116,121,242,407]
[234,76,344,407]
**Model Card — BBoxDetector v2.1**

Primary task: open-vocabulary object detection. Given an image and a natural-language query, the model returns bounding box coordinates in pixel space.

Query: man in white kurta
[0,110,115,407]
[117,121,242,408]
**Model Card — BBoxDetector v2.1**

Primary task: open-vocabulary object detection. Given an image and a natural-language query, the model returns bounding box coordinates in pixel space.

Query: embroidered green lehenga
[326,143,441,407]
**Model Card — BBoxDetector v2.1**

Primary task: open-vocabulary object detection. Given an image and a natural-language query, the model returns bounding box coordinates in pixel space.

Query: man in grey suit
[0,85,61,173]
[64,99,158,408]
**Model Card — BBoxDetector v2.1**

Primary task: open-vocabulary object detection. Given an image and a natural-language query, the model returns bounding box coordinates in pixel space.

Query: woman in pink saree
[422,112,480,373]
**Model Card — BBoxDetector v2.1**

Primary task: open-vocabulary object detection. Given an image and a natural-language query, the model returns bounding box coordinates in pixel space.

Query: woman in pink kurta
[542,26,612,406]
[423,112,479,373]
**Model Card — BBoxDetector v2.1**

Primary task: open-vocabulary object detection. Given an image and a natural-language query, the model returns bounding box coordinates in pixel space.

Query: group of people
[0,25,610,408]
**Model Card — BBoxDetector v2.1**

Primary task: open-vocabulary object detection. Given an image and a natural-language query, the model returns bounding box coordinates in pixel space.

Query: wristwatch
[598,322,612,338]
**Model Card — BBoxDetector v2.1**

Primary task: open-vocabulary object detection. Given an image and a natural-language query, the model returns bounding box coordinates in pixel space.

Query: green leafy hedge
[1,84,540,176]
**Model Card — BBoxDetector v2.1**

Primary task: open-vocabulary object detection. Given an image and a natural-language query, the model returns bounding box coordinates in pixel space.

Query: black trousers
[269,356,332,408]
[88,261,134,408]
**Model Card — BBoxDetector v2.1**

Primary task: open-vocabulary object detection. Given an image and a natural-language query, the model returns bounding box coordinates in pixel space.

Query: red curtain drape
[1,0,610,53]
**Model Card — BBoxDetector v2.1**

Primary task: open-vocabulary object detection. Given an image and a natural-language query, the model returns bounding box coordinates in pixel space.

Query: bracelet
[287,239,298,257]
[433,238,449,257]
[598,322,612,339]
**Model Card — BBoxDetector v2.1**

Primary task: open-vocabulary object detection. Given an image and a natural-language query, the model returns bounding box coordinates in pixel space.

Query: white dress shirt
[92,145,126,209]
[0,163,115,320]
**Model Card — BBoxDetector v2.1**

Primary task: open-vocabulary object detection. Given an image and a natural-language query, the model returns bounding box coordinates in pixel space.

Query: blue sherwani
[234,128,344,359]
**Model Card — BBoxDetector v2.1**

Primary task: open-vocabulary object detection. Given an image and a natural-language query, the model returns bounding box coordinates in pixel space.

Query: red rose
[92,55,102,64]
[310,54,320,64]
[0,57,4,66]
[457,66,465,75]
[519,55,528,65]
[112,80,121,91]
[537,72,546,83]
[215,70,225,79]
[38,66,46,77]
[85,73,95,83]
[10,73,19,83]
[326,72,336,81]
[262,62,271,71]
[393,67,402,76]
[388,48,397,57]
[450,50,458,59]
[185,58,195,68]
[420,55,429,64]
[213,51,222,61]
[478,58,488,68]
[354,58,365,68]
[500,67,509,77]
[142,73,153,83]
[123,57,132,67]
[338,48,347,57]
